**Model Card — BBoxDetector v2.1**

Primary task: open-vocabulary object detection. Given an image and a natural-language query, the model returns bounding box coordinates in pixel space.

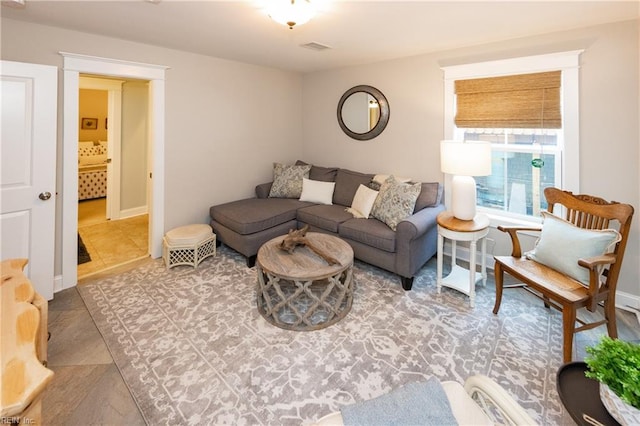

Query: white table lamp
[440,140,492,221]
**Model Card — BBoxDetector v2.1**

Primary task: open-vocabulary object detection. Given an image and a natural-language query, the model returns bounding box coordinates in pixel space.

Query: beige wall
[78,89,108,142]
[121,81,148,212]
[301,20,640,298]
[1,18,304,275]
[1,17,638,300]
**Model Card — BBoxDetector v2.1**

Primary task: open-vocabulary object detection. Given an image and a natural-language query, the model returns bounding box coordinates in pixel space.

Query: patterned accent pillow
[370,176,421,230]
[268,163,311,198]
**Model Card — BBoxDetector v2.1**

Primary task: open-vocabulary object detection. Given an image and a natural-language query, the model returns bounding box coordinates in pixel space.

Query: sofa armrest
[397,204,444,241]
[395,203,446,279]
[255,182,273,199]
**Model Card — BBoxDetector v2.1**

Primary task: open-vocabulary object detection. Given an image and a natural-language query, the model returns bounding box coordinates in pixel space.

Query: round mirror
[337,85,389,140]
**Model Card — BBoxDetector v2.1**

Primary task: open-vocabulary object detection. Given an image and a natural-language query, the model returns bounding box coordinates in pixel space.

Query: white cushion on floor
[165,224,213,245]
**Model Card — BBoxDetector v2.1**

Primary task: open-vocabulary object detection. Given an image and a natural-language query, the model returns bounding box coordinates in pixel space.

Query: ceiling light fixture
[267,0,315,30]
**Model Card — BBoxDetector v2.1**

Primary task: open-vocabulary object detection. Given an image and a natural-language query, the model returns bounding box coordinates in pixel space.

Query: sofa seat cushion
[210,198,311,235]
[297,204,354,233]
[339,218,396,253]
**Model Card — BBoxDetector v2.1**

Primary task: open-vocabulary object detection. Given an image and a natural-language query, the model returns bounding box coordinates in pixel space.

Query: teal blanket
[341,377,459,426]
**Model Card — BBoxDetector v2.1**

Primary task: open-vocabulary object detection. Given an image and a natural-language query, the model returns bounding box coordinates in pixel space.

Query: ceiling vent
[300,42,331,52]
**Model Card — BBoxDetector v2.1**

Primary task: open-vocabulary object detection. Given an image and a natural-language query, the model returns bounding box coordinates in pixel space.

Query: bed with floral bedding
[78,142,108,200]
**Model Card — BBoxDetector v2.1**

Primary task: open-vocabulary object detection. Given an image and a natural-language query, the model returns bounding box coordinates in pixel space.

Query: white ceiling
[2,0,638,73]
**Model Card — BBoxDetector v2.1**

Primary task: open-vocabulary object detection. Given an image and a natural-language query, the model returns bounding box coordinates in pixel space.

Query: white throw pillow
[346,184,379,219]
[526,211,621,286]
[299,178,335,205]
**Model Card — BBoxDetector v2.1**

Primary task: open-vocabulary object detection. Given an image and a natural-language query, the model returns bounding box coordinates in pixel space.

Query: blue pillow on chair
[526,211,621,286]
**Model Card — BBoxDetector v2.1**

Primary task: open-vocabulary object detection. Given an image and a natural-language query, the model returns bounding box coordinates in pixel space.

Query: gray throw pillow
[268,163,311,198]
[370,176,421,230]
[333,169,375,206]
[295,160,339,182]
[413,182,441,213]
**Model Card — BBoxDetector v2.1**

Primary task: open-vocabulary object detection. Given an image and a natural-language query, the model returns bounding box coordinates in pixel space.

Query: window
[442,51,582,221]
[457,128,560,217]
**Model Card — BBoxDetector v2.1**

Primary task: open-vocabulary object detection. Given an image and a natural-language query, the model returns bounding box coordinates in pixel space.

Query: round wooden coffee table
[256,232,354,331]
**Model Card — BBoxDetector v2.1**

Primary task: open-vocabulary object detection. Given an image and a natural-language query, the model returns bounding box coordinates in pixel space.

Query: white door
[1,60,57,300]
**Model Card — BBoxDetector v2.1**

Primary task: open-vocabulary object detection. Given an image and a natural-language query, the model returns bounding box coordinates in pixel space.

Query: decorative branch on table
[278,225,341,266]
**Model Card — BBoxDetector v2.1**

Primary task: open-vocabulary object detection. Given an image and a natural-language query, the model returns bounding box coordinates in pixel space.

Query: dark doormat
[78,234,91,265]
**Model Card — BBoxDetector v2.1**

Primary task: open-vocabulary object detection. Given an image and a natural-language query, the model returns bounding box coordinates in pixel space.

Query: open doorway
[60,52,167,291]
[76,75,150,278]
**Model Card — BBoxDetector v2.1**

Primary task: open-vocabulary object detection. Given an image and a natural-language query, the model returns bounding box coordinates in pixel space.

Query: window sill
[479,209,542,237]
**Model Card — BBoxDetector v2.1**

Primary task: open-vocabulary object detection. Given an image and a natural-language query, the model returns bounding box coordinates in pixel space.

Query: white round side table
[436,211,490,307]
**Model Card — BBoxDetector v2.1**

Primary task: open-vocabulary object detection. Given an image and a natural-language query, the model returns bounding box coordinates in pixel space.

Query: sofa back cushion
[295,160,339,182]
[333,169,375,206]
[255,182,273,199]
[414,182,443,213]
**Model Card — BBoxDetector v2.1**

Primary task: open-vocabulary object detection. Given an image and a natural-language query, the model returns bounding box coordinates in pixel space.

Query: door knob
[39,192,52,200]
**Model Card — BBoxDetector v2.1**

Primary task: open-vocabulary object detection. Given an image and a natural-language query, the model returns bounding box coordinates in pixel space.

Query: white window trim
[441,50,583,223]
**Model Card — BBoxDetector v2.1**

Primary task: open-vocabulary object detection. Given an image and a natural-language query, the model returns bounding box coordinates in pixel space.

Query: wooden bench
[1,259,54,425]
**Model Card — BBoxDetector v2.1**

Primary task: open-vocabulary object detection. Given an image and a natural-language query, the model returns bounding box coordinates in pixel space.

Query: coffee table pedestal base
[256,267,354,331]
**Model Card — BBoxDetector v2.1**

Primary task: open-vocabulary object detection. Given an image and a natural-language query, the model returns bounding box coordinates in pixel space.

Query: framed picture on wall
[81,117,98,130]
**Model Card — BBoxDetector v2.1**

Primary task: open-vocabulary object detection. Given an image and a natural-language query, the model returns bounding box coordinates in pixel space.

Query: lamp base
[451,175,477,221]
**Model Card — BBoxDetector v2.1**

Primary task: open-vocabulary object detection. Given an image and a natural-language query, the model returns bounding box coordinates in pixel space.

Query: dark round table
[556,362,620,426]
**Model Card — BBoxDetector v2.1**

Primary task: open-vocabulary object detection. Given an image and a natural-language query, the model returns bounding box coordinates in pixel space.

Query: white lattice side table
[163,224,216,269]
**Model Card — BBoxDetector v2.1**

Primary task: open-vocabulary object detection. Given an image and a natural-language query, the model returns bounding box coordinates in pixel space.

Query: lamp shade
[440,140,492,220]
[440,140,492,177]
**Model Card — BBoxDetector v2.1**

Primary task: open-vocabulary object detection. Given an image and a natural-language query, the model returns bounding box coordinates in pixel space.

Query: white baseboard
[616,292,640,322]
[442,241,495,270]
[53,273,74,295]
[120,205,148,219]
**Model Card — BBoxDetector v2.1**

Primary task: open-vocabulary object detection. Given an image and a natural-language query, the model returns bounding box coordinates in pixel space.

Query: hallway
[78,198,149,278]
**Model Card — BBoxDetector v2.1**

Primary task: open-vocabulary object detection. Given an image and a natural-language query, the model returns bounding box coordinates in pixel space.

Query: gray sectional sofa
[209,162,445,290]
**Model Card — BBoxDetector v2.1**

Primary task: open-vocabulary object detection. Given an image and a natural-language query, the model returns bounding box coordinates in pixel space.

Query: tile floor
[77,198,149,279]
[45,260,149,425]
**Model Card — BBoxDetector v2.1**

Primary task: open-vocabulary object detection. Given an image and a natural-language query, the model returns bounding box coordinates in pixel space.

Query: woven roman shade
[455,71,561,128]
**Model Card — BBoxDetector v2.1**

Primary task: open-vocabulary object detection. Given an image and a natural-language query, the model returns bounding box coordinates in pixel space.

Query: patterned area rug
[77,246,565,425]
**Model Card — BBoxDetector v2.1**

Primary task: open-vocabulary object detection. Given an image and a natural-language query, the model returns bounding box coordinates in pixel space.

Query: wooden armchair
[493,187,634,362]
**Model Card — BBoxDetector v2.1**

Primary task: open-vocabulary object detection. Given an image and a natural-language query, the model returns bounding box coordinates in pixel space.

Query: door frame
[60,52,168,290]
[79,76,124,220]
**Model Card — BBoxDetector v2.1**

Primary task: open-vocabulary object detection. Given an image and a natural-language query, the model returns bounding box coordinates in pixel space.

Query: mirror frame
[337,85,389,140]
